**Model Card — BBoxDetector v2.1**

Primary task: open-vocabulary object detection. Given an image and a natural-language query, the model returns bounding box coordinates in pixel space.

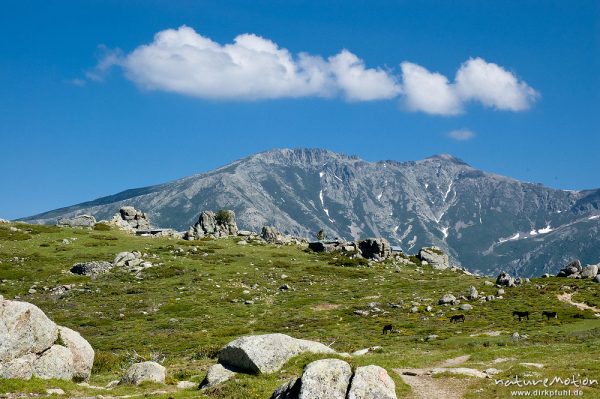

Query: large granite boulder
[108,206,152,233]
[581,264,599,279]
[261,226,286,244]
[418,247,449,270]
[0,297,94,381]
[358,238,391,260]
[218,333,335,374]
[438,294,457,305]
[199,363,236,389]
[496,272,515,287]
[184,210,238,239]
[70,261,113,276]
[57,215,96,228]
[271,359,397,399]
[557,259,582,278]
[347,365,396,399]
[119,361,166,385]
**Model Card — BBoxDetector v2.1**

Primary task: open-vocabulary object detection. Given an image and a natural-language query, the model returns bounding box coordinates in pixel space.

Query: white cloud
[94,26,538,112]
[447,129,476,141]
[105,25,399,101]
[400,58,538,115]
[400,62,462,115]
[455,57,539,111]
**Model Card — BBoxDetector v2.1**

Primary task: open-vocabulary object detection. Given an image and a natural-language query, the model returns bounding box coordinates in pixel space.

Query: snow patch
[376,193,383,201]
[537,224,553,234]
[319,171,324,178]
[499,233,520,243]
[393,225,399,233]
[589,215,600,220]
[441,227,449,239]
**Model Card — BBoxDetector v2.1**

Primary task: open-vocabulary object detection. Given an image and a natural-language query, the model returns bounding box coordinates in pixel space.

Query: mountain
[22,148,600,276]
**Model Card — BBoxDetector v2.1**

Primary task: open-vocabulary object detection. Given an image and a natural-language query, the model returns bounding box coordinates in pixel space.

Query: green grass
[0,221,599,398]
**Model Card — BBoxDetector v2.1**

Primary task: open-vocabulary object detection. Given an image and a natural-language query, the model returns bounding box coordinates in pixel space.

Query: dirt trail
[557,292,600,313]
[394,355,471,399]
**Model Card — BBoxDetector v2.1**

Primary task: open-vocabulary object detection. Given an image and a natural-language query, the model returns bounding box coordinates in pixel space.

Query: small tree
[316,229,326,240]
[215,209,233,224]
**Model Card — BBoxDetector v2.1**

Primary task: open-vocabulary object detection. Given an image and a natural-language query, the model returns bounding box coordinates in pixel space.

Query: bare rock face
[119,361,166,385]
[346,365,396,399]
[0,298,94,381]
[218,333,335,374]
[108,206,152,233]
[358,238,391,260]
[184,210,239,240]
[418,247,449,270]
[57,215,96,228]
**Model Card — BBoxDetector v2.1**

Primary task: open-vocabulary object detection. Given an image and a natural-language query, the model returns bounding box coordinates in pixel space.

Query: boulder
[438,294,457,305]
[0,298,94,381]
[108,206,152,233]
[70,261,112,276]
[261,226,286,244]
[557,260,582,278]
[271,378,301,399]
[199,364,236,389]
[119,361,166,385]
[581,264,599,279]
[185,210,239,239]
[496,272,515,287]
[113,252,139,267]
[358,238,391,260]
[57,215,96,228]
[460,304,473,311]
[297,359,352,399]
[594,275,600,283]
[347,365,396,399]
[468,286,478,300]
[418,247,449,270]
[218,333,335,374]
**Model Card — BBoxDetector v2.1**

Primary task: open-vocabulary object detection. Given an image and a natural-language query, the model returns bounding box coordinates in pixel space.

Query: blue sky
[1,1,598,219]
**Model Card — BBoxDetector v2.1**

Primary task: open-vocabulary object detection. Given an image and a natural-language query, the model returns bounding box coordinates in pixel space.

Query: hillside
[0,221,599,398]
[22,148,600,276]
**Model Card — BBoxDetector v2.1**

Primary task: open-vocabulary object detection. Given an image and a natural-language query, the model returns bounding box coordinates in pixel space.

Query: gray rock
[594,275,600,283]
[271,378,301,399]
[177,380,198,389]
[438,294,457,305]
[460,304,473,311]
[497,288,505,296]
[109,206,152,233]
[199,363,236,389]
[557,259,582,277]
[218,333,335,374]
[581,264,599,279]
[298,359,352,399]
[347,365,397,399]
[119,361,166,385]
[418,247,450,270]
[70,261,112,276]
[468,286,478,300]
[57,215,96,228]
[185,210,239,239]
[496,272,515,287]
[58,326,94,381]
[32,345,74,380]
[358,238,391,260]
[113,252,137,267]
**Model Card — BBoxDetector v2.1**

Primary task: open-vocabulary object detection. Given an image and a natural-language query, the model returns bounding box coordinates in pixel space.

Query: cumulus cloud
[447,129,476,141]
[400,58,538,115]
[93,26,538,112]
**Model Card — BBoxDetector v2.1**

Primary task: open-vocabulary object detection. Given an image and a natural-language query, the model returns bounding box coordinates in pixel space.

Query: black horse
[449,314,465,323]
[513,311,529,321]
[542,311,557,320]
[382,324,393,334]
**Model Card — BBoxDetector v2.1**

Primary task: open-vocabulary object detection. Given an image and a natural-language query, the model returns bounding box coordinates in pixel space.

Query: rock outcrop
[438,294,457,305]
[119,361,166,385]
[0,297,94,381]
[218,333,335,374]
[70,261,113,276]
[57,215,96,228]
[557,259,582,278]
[271,359,397,399]
[581,264,599,278]
[358,238,391,260]
[496,272,516,287]
[418,247,449,270]
[184,210,238,240]
[108,206,152,233]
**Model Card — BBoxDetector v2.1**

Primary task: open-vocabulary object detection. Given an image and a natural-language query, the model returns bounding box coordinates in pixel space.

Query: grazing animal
[382,324,393,335]
[450,314,465,323]
[542,311,557,320]
[513,311,529,321]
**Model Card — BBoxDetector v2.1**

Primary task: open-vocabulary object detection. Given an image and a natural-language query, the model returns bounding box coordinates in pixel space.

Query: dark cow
[542,311,557,320]
[513,311,529,321]
[382,324,393,335]
[449,314,465,323]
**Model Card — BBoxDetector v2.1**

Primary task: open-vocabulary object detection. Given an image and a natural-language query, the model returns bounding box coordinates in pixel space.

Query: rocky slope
[22,148,600,276]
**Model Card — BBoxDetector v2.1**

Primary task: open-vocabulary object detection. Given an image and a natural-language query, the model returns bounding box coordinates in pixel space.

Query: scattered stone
[431,367,488,379]
[218,333,335,374]
[351,346,382,356]
[46,388,65,395]
[497,288,505,296]
[108,206,152,233]
[410,306,418,313]
[113,252,137,267]
[57,215,96,228]
[119,361,165,385]
[418,247,449,270]
[176,380,197,389]
[459,304,473,311]
[468,286,478,300]
[520,363,544,369]
[199,364,236,389]
[426,334,438,341]
[496,272,515,287]
[354,310,370,316]
[70,261,112,276]
[426,305,433,312]
[484,368,502,376]
[484,281,494,286]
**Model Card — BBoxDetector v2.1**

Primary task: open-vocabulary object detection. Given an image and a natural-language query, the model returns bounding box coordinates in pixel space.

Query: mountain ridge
[22,148,600,276]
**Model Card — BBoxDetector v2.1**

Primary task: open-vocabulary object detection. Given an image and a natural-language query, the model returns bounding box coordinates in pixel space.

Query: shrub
[216,210,233,224]
[93,223,111,231]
